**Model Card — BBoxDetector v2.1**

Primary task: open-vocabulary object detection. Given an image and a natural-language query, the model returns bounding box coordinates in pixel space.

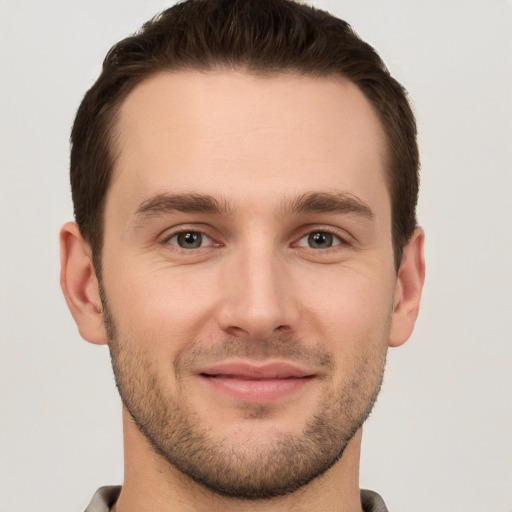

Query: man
[60,0,425,510]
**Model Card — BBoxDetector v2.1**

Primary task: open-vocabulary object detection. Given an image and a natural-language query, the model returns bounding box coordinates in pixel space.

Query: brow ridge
[285,191,374,219]
[133,190,374,223]
[135,193,236,218]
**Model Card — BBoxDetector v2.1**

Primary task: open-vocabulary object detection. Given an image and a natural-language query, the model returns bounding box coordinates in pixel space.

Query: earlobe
[59,222,108,345]
[388,226,425,348]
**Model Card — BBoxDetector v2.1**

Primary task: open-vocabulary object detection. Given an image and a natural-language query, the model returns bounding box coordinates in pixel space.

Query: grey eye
[170,231,207,249]
[307,231,334,249]
[296,231,342,250]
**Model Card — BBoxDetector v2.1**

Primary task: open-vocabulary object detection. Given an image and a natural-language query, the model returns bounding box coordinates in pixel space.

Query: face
[100,70,397,498]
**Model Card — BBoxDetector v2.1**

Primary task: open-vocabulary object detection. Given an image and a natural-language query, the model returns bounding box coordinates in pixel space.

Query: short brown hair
[70,0,419,271]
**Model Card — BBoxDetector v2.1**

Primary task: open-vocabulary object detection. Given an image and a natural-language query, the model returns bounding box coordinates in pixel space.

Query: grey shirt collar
[85,485,389,512]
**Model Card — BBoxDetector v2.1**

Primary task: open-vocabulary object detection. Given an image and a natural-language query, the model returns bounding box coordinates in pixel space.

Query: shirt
[85,485,389,511]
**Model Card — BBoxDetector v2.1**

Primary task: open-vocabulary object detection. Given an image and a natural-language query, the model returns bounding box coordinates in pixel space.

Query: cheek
[300,267,394,352]
[103,263,221,350]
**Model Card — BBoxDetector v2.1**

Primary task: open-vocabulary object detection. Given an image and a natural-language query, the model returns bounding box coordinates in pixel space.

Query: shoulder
[84,486,121,512]
[361,489,389,512]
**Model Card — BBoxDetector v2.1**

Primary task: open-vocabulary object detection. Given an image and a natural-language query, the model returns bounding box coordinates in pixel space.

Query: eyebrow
[134,193,236,219]
[133,190,374,222]
[285,191,374,219]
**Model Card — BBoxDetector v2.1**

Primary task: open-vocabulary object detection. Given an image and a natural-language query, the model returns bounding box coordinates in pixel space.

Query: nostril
[225,325,249,337]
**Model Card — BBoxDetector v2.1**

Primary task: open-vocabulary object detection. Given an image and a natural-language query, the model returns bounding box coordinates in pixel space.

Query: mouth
[197,361,316,403]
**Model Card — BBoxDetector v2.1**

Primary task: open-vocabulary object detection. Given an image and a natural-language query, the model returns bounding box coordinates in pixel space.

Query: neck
[113,409,364,512]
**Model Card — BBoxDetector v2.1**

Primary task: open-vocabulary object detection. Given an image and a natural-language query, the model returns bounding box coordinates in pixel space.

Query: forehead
[108,70,389,219]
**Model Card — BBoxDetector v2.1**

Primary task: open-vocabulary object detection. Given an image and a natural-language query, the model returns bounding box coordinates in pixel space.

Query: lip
[197,361,315,403]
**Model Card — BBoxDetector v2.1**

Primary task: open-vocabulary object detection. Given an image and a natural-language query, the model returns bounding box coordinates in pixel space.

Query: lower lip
[200,375,313,402]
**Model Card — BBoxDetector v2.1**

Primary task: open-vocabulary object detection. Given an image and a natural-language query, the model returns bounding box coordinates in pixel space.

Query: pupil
[308,232,332,249]
[178,232,202,248]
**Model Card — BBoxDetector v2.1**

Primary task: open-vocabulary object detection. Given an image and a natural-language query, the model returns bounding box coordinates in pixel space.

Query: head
[61,0,424,502]
[70,0,418,275]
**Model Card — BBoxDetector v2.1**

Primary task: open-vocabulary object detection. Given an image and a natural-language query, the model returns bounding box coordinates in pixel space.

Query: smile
[197,361,316,403]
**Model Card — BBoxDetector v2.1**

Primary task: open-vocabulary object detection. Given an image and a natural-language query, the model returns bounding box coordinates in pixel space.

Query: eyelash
[162,228,220,252]
[161,226,350,253]
[293,230,347,250]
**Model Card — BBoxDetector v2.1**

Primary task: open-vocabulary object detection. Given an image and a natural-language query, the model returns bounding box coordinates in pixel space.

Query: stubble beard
[102,297,388,500]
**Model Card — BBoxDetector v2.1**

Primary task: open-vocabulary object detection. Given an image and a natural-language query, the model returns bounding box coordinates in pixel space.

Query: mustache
[174,335,334,375]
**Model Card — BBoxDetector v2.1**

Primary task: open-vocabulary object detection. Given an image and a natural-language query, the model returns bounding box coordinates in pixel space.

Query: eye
[167,231,212,249]
[296,231,342,249]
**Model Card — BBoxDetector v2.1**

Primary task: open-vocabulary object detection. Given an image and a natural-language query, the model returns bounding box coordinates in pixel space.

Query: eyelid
[160,225,221,249]
[157,224,353,251]
[294,229,345,251]
[292,226,353,248]
[167,231,213,248]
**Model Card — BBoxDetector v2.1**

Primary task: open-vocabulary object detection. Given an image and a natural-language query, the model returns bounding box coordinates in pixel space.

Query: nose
[216,247,300,340]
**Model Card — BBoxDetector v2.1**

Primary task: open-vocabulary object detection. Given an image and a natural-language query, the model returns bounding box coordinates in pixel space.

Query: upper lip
[198,361,314,380]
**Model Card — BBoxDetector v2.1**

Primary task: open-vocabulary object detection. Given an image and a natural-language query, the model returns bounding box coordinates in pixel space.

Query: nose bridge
[217,239,298,339]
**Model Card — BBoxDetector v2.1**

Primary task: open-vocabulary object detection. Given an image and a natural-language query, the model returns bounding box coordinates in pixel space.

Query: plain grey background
[1,1,511,511]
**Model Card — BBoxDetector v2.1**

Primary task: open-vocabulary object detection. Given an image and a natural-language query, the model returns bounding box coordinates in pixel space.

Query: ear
[60,222,108,345]
[388,226,425,348]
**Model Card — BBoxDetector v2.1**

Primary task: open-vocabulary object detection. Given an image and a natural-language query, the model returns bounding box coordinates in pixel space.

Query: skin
[60,70,425,512]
